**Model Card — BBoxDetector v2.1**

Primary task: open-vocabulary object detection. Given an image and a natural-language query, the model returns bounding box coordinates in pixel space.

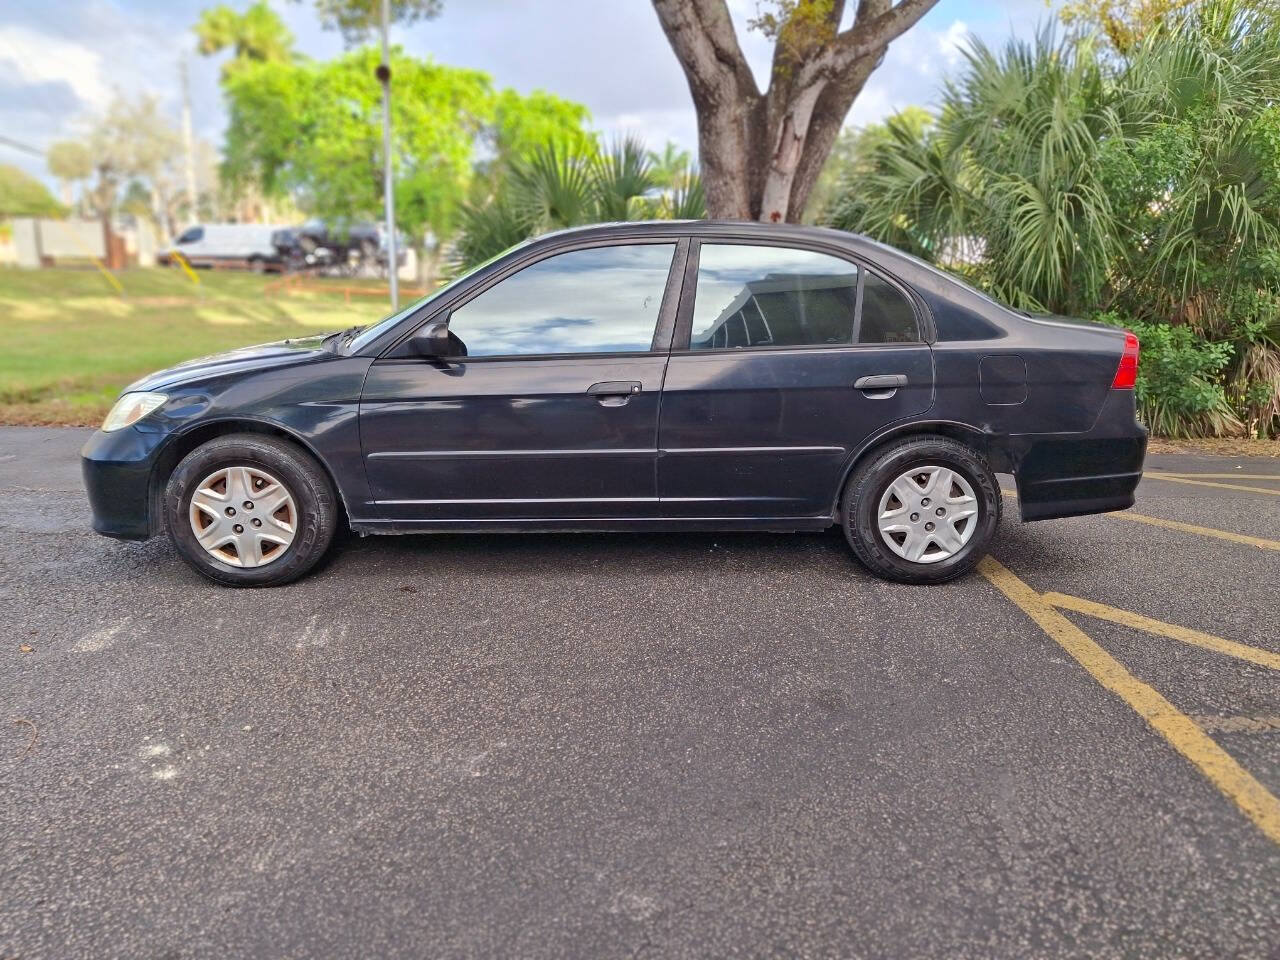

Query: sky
[0,0,1051,192]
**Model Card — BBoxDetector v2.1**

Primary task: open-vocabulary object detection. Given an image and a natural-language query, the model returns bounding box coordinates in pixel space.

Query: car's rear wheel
[164,433,339,586]
[842,436,1000,584]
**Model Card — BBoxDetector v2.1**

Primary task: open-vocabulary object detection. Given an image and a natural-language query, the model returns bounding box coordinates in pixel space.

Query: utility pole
[377,0,399,309]
[180,57,198,226]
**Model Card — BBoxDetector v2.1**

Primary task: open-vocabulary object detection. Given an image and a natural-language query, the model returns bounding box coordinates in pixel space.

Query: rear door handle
[854,375,908,391]
[587,380,642,406]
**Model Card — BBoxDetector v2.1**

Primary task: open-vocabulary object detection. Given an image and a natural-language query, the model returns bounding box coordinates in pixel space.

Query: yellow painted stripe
[1144,471,1280,497]
[171,249,201,286]
[1156,473,1280,482]
[979,556,1280,846]
[1106,509,1280,552]
[1000,488,1280,551]
[1043,592,1280,670]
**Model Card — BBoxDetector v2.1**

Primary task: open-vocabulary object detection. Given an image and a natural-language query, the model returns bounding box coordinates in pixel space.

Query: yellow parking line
[979,556,1280,845]
[1144,471,1280,497]
[1043,592,1280,670]
[1105,510,1280,552]
[1156,473,1280,482]
[1000,488,1280,552]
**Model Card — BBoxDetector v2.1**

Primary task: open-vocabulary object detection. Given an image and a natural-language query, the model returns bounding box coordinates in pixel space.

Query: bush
[821,0,1280,437]
[1095,313,1241,437]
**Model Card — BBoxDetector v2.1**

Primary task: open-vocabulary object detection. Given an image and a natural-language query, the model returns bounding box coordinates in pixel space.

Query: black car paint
[81,220,1146,543]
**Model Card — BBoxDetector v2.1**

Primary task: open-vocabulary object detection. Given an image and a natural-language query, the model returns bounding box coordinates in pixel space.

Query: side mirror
[412,317,452,357]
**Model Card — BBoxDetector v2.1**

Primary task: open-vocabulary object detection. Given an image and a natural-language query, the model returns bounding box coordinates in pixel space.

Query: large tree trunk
[653,0,939,223]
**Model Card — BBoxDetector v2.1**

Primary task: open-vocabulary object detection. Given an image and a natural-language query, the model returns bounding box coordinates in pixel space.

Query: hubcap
[876,465,979,564]
[188,466,297,568]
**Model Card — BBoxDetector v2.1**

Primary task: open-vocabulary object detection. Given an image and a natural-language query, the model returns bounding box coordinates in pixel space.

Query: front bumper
[81,427,167,540]
[1012,389,1148,522]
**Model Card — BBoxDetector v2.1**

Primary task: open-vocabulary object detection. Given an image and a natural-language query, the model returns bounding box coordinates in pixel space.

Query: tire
[841,435,1000,585]
[164,433,339,587]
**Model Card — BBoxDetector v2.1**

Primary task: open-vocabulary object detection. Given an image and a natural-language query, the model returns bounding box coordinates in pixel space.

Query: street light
[377,0,399,310]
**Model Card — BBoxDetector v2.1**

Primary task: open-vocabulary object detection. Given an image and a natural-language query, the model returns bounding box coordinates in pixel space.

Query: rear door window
[688,244,860,349]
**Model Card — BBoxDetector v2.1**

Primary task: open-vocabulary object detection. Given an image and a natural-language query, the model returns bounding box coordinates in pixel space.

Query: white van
[162,224,286,272]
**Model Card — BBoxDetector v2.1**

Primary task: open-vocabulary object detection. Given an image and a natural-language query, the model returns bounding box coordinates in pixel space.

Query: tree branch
[834,0,940,70]
[652,0,759,100]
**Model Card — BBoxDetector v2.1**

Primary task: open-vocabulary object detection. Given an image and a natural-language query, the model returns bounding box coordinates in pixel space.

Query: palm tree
[826,28,1121,316]
[453,138,704,269]
[824,0,1280,437]
[195,1,296,79]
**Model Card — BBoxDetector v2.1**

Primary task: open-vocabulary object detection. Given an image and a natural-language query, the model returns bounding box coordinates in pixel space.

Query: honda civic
[82,221,1146,586]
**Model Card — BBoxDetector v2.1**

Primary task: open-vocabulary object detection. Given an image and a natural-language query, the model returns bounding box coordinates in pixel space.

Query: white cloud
[598,108,699,153]
[0,24,111,111]
[939,19,971,67]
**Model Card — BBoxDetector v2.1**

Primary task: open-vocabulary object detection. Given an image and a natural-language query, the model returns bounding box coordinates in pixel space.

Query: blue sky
[0,0,1050,190]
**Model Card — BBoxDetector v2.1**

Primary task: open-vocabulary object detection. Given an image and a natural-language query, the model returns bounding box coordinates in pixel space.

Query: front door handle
[854,374,907,398]
[587,380,642,406]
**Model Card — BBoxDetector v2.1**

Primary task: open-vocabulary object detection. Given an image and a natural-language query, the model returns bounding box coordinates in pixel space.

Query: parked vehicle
[83,221,1146,587]
[160,224,286,273]
[271,219,406,274]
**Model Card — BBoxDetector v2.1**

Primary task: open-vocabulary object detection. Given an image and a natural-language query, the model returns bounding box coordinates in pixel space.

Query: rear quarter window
[858,272,919,343]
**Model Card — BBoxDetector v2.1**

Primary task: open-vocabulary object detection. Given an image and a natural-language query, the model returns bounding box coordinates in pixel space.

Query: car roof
[525,220,944,288]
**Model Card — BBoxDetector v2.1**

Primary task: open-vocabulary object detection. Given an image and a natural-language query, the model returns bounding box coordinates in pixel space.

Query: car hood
[123,336,334,392]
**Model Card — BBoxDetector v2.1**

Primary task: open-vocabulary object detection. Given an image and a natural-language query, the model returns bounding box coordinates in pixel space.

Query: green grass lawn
[0,266,405,425]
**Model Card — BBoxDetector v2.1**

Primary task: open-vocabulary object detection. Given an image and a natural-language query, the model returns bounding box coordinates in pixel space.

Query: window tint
[859,271,919,343]
[447,244,674,357]
[176,227,203,244]
[689,244,859,350]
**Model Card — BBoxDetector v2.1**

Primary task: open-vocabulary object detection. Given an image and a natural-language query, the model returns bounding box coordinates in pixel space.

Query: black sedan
[82,221,1146,586]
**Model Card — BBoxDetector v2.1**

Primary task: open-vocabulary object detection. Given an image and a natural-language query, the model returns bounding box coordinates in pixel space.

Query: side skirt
[349,516,836,535]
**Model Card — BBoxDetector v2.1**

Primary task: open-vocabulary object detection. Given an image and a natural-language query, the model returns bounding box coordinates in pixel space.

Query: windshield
[344,243,528,353]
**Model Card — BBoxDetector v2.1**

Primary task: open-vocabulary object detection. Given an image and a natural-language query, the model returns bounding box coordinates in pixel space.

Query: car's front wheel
[842,436,1000,585]
[164,433,339,586]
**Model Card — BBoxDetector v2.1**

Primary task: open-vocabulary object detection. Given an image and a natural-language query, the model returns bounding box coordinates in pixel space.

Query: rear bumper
[81,427,166,540]
[1012,390,1148,522]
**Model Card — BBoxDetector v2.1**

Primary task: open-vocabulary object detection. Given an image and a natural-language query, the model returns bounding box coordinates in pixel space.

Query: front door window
[447,243,676,357]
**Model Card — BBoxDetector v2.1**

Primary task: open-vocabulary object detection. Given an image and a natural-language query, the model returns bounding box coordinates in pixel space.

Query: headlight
[101,392,168,432]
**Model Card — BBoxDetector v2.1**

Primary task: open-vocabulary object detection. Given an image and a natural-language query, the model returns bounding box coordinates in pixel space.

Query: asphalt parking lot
[2,427,1277,959]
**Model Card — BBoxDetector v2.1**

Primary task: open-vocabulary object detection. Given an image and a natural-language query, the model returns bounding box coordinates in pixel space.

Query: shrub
[1096,313,1241,436]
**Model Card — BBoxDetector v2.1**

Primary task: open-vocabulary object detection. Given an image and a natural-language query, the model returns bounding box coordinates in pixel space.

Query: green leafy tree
[221,47,593,268]
[46,141,93,210]
[299,0,443,43]
[196,1,297,78]
[0,165,64,218]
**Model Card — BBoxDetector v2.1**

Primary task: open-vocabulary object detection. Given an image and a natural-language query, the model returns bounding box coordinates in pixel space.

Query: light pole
[180,57,198,227]
[377,0,399,310]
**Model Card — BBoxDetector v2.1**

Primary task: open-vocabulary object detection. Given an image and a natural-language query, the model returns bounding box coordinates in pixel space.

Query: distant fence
[9,218,130,269]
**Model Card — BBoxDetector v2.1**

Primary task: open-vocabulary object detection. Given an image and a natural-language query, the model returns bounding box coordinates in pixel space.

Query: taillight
[1112,332,1139,389]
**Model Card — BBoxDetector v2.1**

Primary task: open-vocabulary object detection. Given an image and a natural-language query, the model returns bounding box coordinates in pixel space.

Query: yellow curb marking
[1000,488,1280,552]
[1144,471,1280,497]
[1042,592,1280,671]
[978,556,1280,846]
